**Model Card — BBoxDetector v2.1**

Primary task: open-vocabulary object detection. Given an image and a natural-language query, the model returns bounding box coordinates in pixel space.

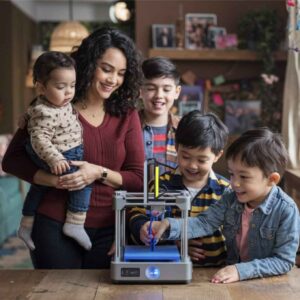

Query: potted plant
[238,9,281,72]
[237,9,284,132]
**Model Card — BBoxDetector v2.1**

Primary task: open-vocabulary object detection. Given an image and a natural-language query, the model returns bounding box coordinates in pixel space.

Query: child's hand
[211,265,239,284]
[140,219,170,245]
[140,221,152,245]
[176,239,205,262]
[18,113,29,129]
[154,218,170,240]
[51,160,70,175]
[107,241,115,256]
[188,239,206,261]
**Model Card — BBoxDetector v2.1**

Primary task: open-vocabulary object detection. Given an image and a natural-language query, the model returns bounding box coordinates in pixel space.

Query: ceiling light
[49,0,89,52]
[50,21,89,52]
[109,1,131,23]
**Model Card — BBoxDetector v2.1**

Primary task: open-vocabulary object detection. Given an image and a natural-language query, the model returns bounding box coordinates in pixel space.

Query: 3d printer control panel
[121,268,140,277]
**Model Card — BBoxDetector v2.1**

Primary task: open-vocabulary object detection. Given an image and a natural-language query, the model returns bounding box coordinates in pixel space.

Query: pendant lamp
[49,0,89,52]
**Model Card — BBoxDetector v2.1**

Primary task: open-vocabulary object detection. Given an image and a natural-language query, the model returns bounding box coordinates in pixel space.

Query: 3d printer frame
[110,159,193,283]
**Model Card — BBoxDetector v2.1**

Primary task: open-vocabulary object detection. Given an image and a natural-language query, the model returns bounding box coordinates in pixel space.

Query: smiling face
[141,76,181,121]
[38,67,76,107]
[177,145,222,188]
[227,157,274,208]
[89,47,127,101]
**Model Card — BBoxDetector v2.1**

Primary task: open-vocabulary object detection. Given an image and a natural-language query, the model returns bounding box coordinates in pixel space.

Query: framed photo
[225,100,261,134]
[207,26,227,48]
[185,13,217,49]
[179,101,201,116]
[152,24,176,48]
[222,34,238,49]
[175,85,203,116]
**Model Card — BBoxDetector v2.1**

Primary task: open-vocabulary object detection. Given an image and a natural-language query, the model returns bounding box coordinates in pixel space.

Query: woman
[2,27,144,269]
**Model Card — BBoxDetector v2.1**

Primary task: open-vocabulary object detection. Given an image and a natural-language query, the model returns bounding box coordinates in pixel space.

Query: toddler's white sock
[63,210,92,250]
[18,216,35,250]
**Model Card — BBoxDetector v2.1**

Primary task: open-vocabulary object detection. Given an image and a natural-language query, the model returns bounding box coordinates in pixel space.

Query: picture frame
[225,100,261,134]
[174,85,203,116]
[207,26,227,48]
[152,24,176,48]
[185,13,217,49]
[178,101,201,116]
[223,34,238,49]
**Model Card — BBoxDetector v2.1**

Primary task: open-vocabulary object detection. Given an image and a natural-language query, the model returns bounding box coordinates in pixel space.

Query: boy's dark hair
[175,110,229,155]
[33,51,75,85]
[142,56,180,85]
[226,128,288,177]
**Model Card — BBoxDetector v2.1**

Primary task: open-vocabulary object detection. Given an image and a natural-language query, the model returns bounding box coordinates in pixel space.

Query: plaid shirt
[139,110,179,172]
[128,168,231,267]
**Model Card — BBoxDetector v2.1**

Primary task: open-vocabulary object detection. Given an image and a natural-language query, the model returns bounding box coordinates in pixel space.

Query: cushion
[0,134,12,176]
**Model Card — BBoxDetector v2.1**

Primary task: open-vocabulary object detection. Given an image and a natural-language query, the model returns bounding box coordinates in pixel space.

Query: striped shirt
[152,125,167,170]
[129,168,231,266]
[140,111,179,174]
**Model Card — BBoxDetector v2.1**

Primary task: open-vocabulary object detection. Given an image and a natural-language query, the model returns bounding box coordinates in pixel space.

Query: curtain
[282,1,300,168]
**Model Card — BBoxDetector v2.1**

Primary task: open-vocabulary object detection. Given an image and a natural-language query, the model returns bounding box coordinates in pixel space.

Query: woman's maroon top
[2,109,144,228]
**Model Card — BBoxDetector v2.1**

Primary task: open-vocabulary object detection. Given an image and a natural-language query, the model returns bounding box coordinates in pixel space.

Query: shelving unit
[148,49,287,62]
[136,1,288,177]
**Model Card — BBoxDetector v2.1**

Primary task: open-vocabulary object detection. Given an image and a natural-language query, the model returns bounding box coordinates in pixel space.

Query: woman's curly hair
[71,27,143,116]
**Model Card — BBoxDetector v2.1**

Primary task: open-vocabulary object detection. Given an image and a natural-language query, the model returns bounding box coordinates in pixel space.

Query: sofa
[0,134,28,246]
[0,176,25,245]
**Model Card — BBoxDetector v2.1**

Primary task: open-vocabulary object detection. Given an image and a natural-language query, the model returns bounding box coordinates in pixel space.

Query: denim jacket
[167,186,300,280]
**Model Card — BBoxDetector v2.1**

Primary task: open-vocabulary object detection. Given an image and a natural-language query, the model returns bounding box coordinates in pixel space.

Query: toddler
[18,51,92,251]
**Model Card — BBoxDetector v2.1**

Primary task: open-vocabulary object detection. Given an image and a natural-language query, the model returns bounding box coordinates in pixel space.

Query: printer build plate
[124,245,180,262]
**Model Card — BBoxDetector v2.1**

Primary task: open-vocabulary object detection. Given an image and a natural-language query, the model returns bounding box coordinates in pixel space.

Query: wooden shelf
[148,49,287,62]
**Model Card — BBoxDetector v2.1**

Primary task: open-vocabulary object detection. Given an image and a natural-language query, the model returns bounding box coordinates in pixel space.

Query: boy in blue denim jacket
[142,128,300,283]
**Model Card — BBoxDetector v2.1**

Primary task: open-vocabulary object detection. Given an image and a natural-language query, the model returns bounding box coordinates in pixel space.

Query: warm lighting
[109,1,131,23]
[49,0,89,53]
[49,21,89,52]
[25,45,44,88]
[25,68,34,88]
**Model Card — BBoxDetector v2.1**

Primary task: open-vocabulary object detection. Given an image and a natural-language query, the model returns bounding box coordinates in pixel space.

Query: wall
[135,0,287,176]
[0,2,37,134]
[11,0,111,22]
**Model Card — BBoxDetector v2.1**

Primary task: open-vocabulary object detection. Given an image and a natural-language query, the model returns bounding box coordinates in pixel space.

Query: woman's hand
[211,265,239,284]
[33,169,60,188]
[58,160,100,191]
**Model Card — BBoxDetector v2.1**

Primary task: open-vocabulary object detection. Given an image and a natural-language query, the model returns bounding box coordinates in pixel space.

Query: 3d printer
[110,159,193,283]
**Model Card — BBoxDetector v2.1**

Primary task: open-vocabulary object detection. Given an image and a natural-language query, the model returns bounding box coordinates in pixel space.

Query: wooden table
[0,268,299,300]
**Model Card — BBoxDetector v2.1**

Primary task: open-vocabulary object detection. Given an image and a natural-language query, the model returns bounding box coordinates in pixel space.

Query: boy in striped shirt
[129,110,231,266]
[139,57,181,174]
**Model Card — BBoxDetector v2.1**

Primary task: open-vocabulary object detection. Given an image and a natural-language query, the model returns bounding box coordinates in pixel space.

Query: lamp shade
[49,21,89,52]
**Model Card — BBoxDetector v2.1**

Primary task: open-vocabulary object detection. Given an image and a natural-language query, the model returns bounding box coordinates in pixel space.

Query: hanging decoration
[287,0,300,52]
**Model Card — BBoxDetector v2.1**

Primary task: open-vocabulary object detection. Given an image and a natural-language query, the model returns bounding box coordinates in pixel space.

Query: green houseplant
[237,10,284,132]
[238,9,281,72]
